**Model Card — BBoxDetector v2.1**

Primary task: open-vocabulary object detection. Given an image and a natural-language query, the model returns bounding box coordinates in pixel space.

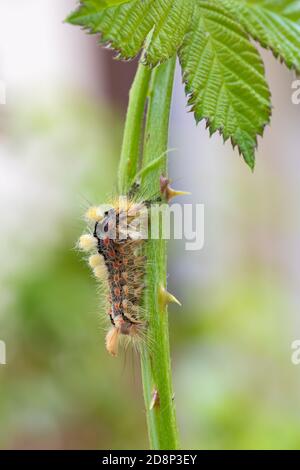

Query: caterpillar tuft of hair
[78,193,151,357]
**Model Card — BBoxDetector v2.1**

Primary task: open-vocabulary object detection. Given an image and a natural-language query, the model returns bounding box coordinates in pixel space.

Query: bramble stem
[141,56,178,450]
[118,55,178,449]
[118,61,151,193]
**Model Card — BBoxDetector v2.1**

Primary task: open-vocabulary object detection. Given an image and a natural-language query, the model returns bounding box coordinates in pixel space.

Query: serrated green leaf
[223,0,300,71]
[67,0,285,168]
[99,0,131,7]
[67,0,194,65]
[179,1,271,168]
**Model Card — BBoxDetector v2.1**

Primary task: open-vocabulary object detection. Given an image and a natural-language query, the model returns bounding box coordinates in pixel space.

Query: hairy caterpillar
[79,189,151,357]
[78,177,185,357]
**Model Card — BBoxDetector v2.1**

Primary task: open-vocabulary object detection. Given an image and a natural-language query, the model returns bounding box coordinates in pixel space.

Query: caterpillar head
[94,208,117,240]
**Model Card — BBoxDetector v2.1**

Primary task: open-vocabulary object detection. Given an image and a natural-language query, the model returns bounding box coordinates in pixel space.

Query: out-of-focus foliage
[171,274,300,449]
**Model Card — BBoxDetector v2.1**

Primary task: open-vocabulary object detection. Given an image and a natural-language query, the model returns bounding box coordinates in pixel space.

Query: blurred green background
[1,0,300,450]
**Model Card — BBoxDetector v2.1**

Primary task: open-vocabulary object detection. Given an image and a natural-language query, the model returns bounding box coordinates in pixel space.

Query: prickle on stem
[150,389,160,410]
[159,285,182,308]
[160,175,191,202]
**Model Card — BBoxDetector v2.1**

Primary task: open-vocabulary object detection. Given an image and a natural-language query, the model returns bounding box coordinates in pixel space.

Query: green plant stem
[118,61,151,193]
[141,56,178,450]
[118,54,178,449]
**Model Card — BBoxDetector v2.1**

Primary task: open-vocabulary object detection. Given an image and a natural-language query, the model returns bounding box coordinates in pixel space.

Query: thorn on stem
[150,389,160,410]
[159,285,182,307]
[160,175,191,202]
